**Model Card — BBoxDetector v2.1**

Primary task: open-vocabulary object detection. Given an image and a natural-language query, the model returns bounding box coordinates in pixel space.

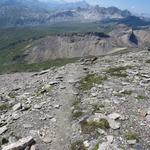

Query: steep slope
[0,50,150,150]
[22,27,150,63]
[23,32,113,63]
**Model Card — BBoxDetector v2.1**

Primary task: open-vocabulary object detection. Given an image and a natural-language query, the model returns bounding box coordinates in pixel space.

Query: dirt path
[0,63,86,150]
[50,64,85,150]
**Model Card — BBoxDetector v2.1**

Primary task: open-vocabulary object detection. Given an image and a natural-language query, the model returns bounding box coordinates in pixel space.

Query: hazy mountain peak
[0,0,148,27]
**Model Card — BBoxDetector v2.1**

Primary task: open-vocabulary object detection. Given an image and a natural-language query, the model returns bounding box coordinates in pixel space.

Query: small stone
[98,142,120,150]
[34,104,42,109]
[120,115,127,121]
[23,124,33,129]
[22,104,30,111]
[41,137,52,143]
[54,105,60,109]
[73,92,79,95]
[39,117,46,121]
[59,85,66,89]
[68,79,75,83]
[12,113,20,120]
[108,113,121,120]
[45,114,53,119]
[83,140,90,148]
[91,93,97,97]
[146,115,150,122]
[30,145,37,150]
[127,140,137,145]
[108,119,120,130]
[97,129,107,135]
[107,135,114,144]
[0,126,8,135]
[51,118,57,122]
[49,81,59,85]
[12,103,22,111]
[29,130,39,138]
[39,70,49,75]
[139,111,147,117]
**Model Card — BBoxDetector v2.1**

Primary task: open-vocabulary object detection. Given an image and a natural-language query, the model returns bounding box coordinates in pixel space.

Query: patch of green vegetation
[0,58,78,74]
[106,66,132,78]
[92,104,105,113]
[72,98,84,119]
[72,111,84,119]
[125,132,139,141]
[146,59,150,63]
[0,103,10,111]
[71,141,86,150]
[8,92,17,99]
[114,90,132,97]
[35,85,52,97]
[72,99,81,110]
[80,119,109,134]
[121,90,132,95]
[79,74,107,91]
[136,95,147,100]
[92,143,99,150]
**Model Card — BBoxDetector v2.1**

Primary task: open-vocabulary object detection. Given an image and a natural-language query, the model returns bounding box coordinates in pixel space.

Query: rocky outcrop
[23,32,114,63]
[22,29,150,63]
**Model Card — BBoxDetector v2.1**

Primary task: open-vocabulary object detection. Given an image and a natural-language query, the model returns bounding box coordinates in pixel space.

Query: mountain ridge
[0,0,136,27]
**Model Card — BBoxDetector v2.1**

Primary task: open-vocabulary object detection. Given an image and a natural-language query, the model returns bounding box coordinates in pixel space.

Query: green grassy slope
[0,22,112,74]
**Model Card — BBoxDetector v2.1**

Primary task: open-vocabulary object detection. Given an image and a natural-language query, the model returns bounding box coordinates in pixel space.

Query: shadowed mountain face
[129,31,138,46]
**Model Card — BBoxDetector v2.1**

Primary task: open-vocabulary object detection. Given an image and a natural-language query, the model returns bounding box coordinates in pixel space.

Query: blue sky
[58,0,150,15]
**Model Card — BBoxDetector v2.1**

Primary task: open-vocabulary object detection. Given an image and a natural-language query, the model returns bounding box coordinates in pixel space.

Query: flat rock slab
[13,103,22,111]
[108,113,121,120]
[107,119,120,130]
[98,142,120,150]
[2,136,34,150]
[0,125,8,135]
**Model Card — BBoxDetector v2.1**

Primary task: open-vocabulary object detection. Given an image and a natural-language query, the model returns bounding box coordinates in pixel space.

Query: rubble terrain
[0,50,150,150]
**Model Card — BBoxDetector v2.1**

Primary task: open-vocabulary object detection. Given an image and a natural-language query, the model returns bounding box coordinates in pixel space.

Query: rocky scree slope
[23,28,150,63]
[0,50,150,149]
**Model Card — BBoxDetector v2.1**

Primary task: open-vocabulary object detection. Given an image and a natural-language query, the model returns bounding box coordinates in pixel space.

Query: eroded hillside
[23,27,150,63]
[0,50,150,150]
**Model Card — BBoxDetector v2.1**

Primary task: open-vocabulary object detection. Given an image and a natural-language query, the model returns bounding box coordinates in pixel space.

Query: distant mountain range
[0,0,149,27]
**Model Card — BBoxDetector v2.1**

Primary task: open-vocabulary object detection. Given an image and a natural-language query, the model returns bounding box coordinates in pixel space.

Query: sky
[53,0,150,15]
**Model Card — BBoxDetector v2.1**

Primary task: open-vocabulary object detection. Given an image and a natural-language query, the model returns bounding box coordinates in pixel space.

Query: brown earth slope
[23,26,150,63]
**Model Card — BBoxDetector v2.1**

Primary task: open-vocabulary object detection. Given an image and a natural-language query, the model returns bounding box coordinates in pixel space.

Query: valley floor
[0,50,150,150]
